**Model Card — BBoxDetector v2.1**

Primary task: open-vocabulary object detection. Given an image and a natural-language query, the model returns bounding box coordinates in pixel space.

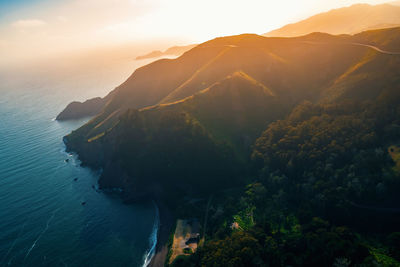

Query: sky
[0,0,393,65]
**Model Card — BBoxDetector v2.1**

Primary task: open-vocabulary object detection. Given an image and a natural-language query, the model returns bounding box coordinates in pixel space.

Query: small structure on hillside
[185,233,200,245]
[231,221,240,230]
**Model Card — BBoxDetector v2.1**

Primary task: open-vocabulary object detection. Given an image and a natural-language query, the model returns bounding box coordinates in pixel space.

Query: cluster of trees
[172,217,374,267]
[170,90,400,266]
[252,98,400,227]
[68,71,400,265]
[60,27,400,266]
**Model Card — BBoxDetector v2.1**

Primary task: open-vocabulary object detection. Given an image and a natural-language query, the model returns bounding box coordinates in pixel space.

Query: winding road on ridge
[300,41,400,55]
[200,41,400,55]
[350,43,400,55]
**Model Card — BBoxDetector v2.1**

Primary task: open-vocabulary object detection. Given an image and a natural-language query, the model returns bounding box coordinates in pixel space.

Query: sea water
[0,59,160,267]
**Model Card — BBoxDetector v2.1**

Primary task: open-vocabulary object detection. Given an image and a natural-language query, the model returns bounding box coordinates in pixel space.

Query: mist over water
[0,57,163,266]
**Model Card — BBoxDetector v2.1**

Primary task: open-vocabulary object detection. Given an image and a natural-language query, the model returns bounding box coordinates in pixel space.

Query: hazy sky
[0,0,393,64]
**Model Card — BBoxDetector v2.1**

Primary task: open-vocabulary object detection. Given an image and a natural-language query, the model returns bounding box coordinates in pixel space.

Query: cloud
[12,19,46,28]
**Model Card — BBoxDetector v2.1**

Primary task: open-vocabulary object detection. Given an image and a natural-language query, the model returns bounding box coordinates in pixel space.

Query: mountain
[264,3,400,37]
[64,27,400,189]
[60,28,400,142]
[135,44,197,60]
[135,50,164,60]
[66,72,285,195]
[391,0,400,6]
[62,27,400,266]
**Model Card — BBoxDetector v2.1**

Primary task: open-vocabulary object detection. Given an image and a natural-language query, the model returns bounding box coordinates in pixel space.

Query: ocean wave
[142,201,160,267]
[23,208,60,262]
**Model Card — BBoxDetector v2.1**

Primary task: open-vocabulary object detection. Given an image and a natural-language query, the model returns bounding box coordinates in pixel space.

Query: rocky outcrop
[56,97,106,120]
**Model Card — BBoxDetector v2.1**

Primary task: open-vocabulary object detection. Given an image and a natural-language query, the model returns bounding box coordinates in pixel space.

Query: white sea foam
[142,201,160,267]
[0,222,27,265]
[23,208,59,261]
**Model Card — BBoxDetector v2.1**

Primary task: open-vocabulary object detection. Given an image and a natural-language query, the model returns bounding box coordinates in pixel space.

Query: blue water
[0,64,158,266]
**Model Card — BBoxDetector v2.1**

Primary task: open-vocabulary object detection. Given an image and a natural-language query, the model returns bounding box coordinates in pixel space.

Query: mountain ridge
[60,28,400,145]
[61,27,400,267]
[264,3,400,37]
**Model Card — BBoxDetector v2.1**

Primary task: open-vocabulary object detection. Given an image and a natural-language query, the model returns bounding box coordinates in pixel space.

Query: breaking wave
[142,201,160,267]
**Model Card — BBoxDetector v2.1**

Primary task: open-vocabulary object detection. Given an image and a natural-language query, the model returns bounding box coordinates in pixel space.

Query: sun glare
[0,0,392,65]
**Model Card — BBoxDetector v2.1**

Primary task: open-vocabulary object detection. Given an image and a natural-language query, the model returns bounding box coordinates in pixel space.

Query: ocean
[0,57,161,267]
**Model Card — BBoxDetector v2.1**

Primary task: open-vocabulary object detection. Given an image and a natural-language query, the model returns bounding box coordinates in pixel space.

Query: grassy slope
[67,29,398,142]
[65,27,400,180]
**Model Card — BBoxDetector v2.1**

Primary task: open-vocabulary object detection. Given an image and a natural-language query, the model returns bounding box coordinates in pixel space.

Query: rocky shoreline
[65,139,175,267]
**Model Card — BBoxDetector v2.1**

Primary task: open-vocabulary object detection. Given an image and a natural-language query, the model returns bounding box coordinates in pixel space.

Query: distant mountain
[264,3,400,37]
[135,44,197,60]
[135,50,164,60]
[391,0,400,6]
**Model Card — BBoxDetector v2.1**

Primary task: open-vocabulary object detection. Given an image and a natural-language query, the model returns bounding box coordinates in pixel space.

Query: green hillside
[66,71,287,195]
[64,28,400,144]
[63,27,400,267]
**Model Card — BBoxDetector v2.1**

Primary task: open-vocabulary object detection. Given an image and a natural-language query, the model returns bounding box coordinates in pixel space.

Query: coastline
[63,132,175,267]
[148,200,174,267]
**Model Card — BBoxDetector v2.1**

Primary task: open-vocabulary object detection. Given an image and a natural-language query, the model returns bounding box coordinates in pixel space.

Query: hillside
[64,71,286,193]
[264,3,400,37]
[63,27,400,196]
[62,27,400,267]
[61,28,400,144]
